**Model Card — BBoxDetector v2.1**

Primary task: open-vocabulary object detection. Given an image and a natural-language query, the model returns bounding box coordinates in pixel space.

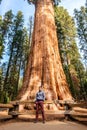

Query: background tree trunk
[17,0,72,101]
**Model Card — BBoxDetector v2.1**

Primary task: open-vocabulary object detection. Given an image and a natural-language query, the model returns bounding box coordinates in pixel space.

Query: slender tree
[2,11,26,100]
[74,0,87,100]
[54,6,81,98]
[2,10,14,93]
[0,68,3,101]
[0,16,4,59]
[74,1,87,67]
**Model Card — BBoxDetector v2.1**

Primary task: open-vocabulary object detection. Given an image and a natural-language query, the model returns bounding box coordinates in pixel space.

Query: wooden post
[8,103,19,118]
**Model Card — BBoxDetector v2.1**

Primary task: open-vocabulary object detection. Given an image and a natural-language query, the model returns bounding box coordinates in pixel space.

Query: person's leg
[39,101,45,123]
[35,102,39,122]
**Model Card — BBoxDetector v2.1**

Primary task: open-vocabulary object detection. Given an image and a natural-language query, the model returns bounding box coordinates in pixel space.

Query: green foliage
[0,68,3,92]
[54,6,77,60]
[0,10,32,101]
[54,6,78,66]
[0,0,2,4]
[75,60,87,100]
[18,77,23,90]
[0,67,9,103]
[0,10,14,60]
[2,10,14,36]
[74,4,87,66]
[74,2,87,100]
[54,6,85,99]
[3,11,25,100]
[84,78,87,96]
[0,16,4,59]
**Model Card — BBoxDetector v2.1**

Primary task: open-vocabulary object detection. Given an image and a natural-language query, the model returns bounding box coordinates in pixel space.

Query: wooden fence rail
[0,100,87,122]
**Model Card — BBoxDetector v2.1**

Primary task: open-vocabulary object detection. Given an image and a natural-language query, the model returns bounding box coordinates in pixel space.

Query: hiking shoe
[43,120,45,124]
[34,120,38,123]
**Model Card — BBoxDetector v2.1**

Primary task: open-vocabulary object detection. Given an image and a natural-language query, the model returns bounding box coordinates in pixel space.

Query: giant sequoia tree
[17,0,72,101]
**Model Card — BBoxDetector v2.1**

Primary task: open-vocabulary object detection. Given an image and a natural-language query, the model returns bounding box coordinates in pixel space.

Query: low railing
[0,100,87,121]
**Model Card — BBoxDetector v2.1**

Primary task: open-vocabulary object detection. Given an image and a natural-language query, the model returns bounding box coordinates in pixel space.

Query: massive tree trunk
[17,0,72,101]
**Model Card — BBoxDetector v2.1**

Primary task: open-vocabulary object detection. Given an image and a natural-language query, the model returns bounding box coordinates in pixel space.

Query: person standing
[35,86,45,123]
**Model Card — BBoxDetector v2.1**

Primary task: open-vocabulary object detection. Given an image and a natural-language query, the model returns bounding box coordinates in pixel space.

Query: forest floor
[0,111,87,130]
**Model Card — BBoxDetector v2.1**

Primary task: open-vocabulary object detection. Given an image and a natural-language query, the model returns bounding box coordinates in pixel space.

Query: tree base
[18,100,64,112]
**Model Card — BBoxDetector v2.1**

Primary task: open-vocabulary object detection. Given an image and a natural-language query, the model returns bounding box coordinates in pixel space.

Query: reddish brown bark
[17,0,72,101]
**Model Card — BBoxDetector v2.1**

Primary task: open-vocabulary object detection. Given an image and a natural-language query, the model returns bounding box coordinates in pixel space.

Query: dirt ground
[0,120,87,130]
[0,111,87,130]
